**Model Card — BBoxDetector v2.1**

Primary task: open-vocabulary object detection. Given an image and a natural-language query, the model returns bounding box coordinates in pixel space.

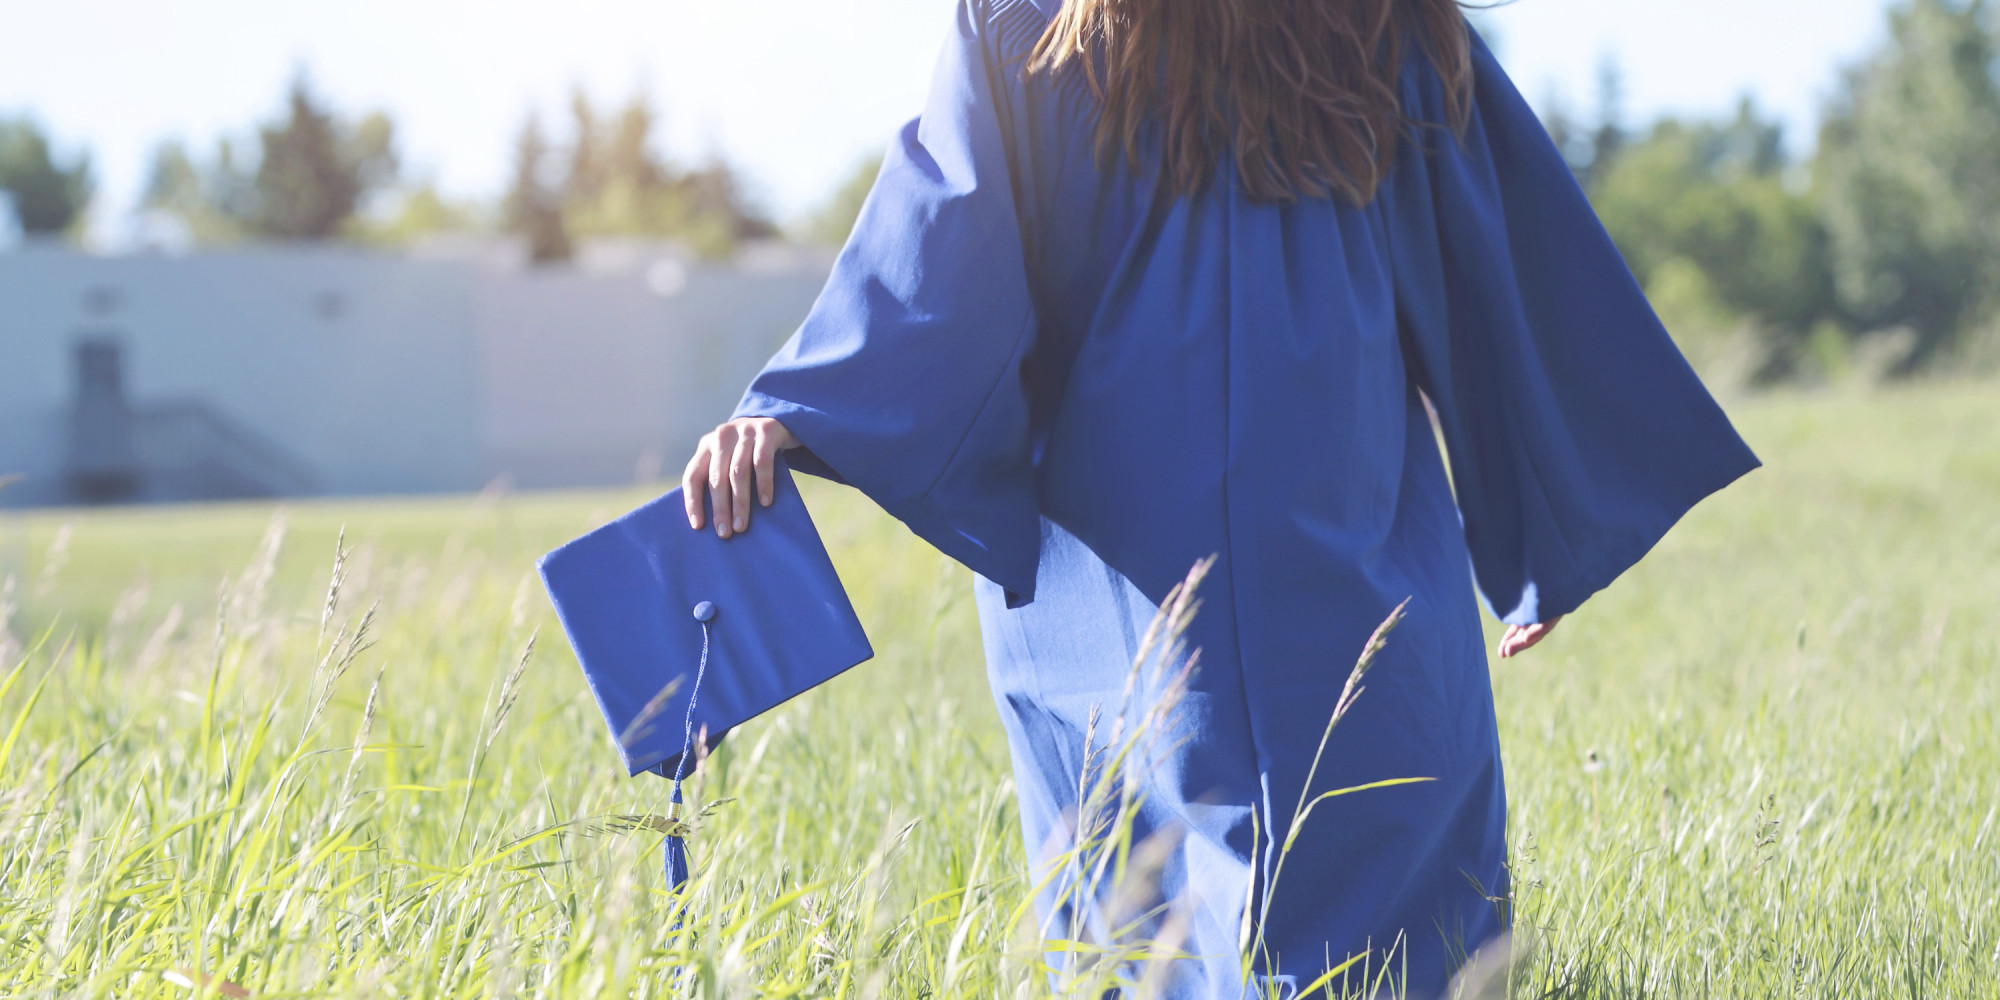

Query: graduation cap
[538,454,874,887]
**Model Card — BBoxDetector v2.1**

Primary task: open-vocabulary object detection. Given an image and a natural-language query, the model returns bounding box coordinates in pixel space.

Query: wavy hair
[1027,0,1474,204]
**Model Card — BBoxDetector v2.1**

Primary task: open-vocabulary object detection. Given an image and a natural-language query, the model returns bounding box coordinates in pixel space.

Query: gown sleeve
[732,0,1044,605]
[1385,31,1762,626]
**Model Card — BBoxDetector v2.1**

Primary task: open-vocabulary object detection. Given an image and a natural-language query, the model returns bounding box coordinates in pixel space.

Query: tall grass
[0,492,1034,998]
[0,379,1996,997]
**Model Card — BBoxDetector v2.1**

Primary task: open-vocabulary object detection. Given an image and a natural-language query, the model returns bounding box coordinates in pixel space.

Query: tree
[1595,104,1829,328]
[347,182,485,247]
[553,91,776,257]
[0,117,93,235]
[1537,59,1629,191]
[1587,57,1630,188]
[668,158,779,250]
[561,92,671,237]
[255,74,398,240]
[1814,0,2000,367]
[503,114,571,264]
[142,73,398,245]
[1590,102,1834,379]
[142,137,256,243]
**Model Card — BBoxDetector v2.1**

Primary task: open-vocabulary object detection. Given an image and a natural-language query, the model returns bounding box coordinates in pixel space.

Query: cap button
[692,601,716,622]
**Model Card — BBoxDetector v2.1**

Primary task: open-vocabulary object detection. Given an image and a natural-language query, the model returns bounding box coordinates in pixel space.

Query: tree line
[500,93,777,263]
[1543,0,1999,379]
[2,0,1995,376]
[1,72,774,259]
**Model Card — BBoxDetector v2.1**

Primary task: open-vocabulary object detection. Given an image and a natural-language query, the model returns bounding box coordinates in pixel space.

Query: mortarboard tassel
[661,599,716,891]
[663,785,690,887]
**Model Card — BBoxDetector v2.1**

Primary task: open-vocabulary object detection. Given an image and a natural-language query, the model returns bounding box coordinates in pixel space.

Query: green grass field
[1,380,1995,998]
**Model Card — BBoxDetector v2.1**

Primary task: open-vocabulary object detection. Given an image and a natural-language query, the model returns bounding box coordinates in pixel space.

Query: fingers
[683,444,712,530]
[728,429,754,535]
[684,418,797,536]
[706,423,736,537]
[751,421,781,508]
[1496,615,1564,659]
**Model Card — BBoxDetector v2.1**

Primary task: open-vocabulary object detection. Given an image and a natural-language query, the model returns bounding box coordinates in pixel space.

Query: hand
[1497,615,1563,659]
[683,417,798,537]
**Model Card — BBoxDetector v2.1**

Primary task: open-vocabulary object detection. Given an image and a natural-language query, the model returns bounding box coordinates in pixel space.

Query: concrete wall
[471,245,829,490]
[0,246,484,504]
[0,241,832,507]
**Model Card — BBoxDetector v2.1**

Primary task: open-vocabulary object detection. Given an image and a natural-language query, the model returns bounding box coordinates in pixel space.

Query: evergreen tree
[0,117,93,235]
[1538,89,1590,184]
[1536,60,1628,193]
[503,113,572,264]
[566,89,609,210]
[1588,57,1629,187]
[253,74,398,240]
[553,91,775,257]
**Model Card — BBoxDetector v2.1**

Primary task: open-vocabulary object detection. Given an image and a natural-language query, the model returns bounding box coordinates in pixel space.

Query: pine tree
[1588,58,1628,187]
[504,114,572,264]
[254,74,398,240]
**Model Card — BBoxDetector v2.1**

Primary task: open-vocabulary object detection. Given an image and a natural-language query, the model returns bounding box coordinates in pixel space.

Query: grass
[0,378,1995,998]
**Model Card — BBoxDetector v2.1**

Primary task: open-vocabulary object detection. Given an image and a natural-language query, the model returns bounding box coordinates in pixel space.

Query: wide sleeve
[1384,31,1761,626]
[732,0,1043,605]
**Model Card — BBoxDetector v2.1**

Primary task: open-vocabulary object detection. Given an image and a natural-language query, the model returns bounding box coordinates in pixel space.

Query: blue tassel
[663,787,691,888]
[663,603,714,891]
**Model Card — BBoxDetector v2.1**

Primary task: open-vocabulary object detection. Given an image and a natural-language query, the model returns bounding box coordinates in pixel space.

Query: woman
[683,0,1758,994]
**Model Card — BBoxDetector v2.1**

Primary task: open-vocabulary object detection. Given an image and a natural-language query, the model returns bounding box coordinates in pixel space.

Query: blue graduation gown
[735,1,1759,994]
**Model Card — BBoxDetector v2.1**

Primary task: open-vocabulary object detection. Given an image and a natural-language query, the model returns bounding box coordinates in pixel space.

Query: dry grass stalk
[486,629,537,752]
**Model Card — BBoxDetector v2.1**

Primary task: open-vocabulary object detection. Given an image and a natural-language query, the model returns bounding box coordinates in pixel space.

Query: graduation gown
[734,1,1760,994]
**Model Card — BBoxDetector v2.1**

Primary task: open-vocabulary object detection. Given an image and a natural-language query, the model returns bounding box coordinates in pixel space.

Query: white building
[0,239,833,508]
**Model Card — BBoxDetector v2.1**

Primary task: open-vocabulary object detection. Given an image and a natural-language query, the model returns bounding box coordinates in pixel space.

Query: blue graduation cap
[538,454,874,887]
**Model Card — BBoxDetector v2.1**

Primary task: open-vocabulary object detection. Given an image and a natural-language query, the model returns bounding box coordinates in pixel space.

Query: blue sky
[0,0,1896,244]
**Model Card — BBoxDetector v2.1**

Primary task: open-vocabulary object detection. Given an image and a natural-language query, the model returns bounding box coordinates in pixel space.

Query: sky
[0,0,1897,246]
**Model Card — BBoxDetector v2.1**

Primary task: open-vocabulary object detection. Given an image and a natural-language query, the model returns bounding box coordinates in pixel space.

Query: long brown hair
[1027,0,1474,205]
